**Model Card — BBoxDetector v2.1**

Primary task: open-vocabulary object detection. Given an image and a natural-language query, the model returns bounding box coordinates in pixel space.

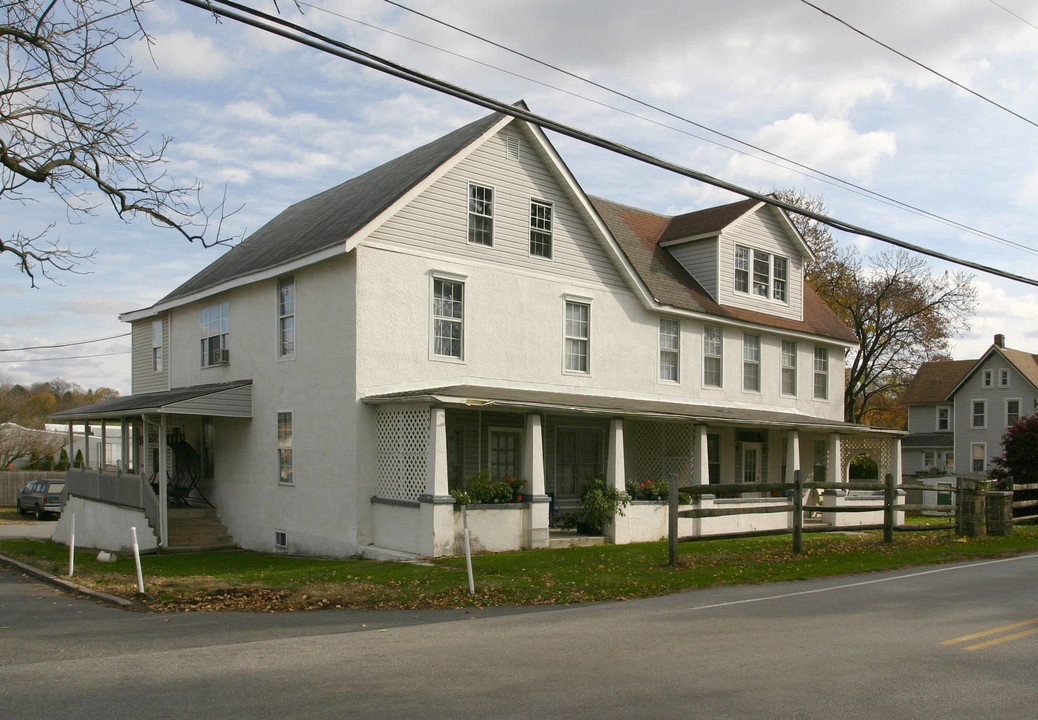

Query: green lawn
[2,525,1037,612]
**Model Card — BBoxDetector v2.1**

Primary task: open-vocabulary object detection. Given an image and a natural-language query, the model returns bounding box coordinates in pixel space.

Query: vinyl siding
[717,206,804,321]
[668,239,718,299]
[130,316,168,394]
[365,124,629,293]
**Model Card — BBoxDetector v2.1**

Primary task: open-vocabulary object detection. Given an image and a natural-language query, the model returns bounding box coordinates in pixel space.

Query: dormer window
[735,245,788,303]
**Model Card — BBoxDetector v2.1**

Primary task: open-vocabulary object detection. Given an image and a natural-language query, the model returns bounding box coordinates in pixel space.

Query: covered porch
[364,385,904,557]
[49,381,252,552]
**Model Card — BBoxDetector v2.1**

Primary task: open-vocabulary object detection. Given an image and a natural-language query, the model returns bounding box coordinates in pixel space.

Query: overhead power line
[0,350,131,364]
[0,333,130,352]
[176,0,1038,288]
[359,0,1038,258]
[800,0,1038,130]
[987,0,1038,33]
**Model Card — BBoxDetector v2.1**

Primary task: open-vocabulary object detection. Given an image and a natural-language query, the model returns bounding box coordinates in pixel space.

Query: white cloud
[146,31,232,80]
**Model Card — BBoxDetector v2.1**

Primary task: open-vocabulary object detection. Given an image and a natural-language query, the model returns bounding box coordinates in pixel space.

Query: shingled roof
[899,359,975,404]
[658,198,759,243]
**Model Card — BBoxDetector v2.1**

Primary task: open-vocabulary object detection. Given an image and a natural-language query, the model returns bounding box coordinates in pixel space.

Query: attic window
[505,136,521,161]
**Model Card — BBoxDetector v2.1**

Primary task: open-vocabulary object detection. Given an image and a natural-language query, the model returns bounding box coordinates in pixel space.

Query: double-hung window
[432,277,464,360]
[200,302,230,367]
[151,320,163,372]
[752,251,770,297]
[659,318,680,383]
[277,411,293,484]
[1007,399,1020,426]
[468,183,494,246]
[781,340,797,396]
[971,443,986,473]
[773,257,788,301]
[735,245,789,302]
[703,326,723,387]
[983,370,993,387]
[564,300,590,373]
[278,276,295,358]
[937,406,951,430]
[734,246,750,293]
[813,347,829,400]
[972,400,986,429]
[529,200,553,258]
[999,369,1010,387]
[743,334,760,392]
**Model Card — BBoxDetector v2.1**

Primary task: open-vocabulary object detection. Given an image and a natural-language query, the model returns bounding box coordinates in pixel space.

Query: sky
[4,0,1038,395]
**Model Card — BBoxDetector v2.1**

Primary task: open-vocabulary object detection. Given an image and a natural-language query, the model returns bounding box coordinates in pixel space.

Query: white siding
[717,207,804,321]
[130,317,168,394]
[669,239,718,298]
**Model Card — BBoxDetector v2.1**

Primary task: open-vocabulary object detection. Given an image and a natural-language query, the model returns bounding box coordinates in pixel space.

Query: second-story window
[972,400,986,428]
[703,326,723,387]
[735,245,789,302]
[734,246,750,293]
[151,320,163,372]
[468,183,494,246]
[1007,399,1021,426]
[278,276,295,358]
[432,277,464,360]
[813,347,829,400]
[773,257,788,302]
[564,300,590,373]
[743,334,760,392]
[937,405,951,430]
[200,301,230,367]
[659,318,680,382]
[530,200,553,258]
[781,340,797,396]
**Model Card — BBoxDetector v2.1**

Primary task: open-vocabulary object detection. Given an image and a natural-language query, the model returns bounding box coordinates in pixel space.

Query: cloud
[146,31,233,80]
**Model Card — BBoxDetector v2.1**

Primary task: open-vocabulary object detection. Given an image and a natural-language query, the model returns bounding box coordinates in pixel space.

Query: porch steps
[549,529,606,549]
[166,507,236,550]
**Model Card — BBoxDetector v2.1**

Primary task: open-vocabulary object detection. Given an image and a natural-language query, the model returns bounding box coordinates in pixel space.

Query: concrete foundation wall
[52,496,158,553]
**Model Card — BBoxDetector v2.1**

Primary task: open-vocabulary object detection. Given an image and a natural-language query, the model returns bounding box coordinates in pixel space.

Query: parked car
[16,480,65,520]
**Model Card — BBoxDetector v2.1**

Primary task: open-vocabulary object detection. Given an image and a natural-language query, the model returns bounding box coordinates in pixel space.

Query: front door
[741,443,763,485]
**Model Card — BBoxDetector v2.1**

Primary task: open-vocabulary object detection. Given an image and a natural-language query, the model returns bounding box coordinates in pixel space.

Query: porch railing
[64,468,160,534]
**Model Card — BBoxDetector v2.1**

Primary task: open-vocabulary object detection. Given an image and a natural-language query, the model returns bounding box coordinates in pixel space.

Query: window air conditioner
[218,348,230,364]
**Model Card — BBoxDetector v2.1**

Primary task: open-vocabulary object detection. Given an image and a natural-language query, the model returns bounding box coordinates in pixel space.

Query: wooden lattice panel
[375,406,430,501]
[628,421,695,485]
[840,436,895,481]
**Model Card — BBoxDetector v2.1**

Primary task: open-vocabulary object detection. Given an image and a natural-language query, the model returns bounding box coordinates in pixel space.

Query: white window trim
[733,245,790,305]
[274,530,288,551]
[813,346,829,401]
[922,450,936,469]
[982,369,993,387]
[936,405,951,431]
[742,333,761,393]
[999,369,1011,387]
[529,198,553,260]
[1006,398,1021,426]
[277,276,296,361]
[971,399,987,429]
[702,325,723,389]
[971,442,987,473]
[277,409,294,486]
[151,319,163,373]
[562,294,592,375]
[200,301,230,368]
[780,340,797,398]
[467,182,495,247]
[429,272,467,364]
[658,317,680,384]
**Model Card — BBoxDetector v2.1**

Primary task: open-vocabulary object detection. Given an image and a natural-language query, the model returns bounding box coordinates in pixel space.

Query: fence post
[793,470,803,554]
[668,472,679,567]
[884,473,895,543]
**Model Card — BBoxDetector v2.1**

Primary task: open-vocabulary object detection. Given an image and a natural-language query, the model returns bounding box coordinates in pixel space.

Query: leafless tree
[1,0,236,286]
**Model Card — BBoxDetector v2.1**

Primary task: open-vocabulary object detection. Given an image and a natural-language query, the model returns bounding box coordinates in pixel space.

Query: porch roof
[51,380,253,420]
[363,385,904,436]
[901,432,954,448]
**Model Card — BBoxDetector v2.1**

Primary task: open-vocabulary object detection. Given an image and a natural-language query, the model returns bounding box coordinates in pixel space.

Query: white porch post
[606,418,630,545]
[83,423,91,469]
[523,413,549,549]
[892,437,903,482]
[419,407,454,557]
[158,414,168,548]
[827,432,842,484]
[693,425,709,485]
[67,423,73,468]
[785,430,801,482]
[100,421,106,470]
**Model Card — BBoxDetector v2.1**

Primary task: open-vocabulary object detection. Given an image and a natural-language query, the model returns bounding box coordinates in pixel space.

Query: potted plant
[568,477,630,534]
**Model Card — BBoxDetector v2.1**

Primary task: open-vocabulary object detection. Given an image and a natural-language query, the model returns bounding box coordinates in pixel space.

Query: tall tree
[1,0,234,285]
[773,190,977,426]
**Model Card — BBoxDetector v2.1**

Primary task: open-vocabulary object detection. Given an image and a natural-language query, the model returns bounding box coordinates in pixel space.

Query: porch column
[785,430,801,482]
[523,414,549,549]
[827,432,842,484]
[120,419,129,472]
[67,423,74,468]
[606,418,630,545]
[418,407,454,557]
[693,425,709,485]
[100,421,107,470]
[84,423,90,469]
[892,437,903,481]
[158,414,168,548]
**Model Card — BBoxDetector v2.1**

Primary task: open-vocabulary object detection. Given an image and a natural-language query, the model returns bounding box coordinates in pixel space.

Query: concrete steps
[167,507,236,550]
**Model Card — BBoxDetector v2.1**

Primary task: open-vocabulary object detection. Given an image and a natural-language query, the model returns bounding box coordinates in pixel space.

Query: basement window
[274,530,288,551]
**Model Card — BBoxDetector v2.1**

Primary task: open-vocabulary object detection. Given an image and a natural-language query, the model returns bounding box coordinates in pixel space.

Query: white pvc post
[131,527,145,593]
[68,513,75,577]
[462,504,475,595]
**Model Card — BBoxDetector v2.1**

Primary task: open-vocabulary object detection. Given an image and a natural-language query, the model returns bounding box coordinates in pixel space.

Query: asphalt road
[2,554,1037,719]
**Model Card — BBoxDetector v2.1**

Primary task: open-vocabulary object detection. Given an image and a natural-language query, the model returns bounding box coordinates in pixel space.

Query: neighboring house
[1,423,120,470]
[901,334,1038,478]
[52,105,902,557]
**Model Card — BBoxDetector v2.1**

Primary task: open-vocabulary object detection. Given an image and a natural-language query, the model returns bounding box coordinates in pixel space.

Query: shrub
[625,477,691,504]
[990,413,1038,489]
[566,477,630,534]
[450,470,526,506]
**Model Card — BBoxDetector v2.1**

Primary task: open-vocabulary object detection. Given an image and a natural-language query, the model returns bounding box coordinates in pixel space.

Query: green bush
[626,477,691,504]
[450,471,526,507]
[566,477,630,534]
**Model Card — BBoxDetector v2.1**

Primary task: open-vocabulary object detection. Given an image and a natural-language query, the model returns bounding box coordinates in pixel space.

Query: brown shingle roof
[591,197,858,343]
[998,347,1038,390]
[658,198,759,243]
[899,360,975,404]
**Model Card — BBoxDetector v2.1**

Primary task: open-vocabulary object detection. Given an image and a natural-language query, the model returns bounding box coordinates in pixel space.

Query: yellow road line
[941,617,1038,646]
[965,626,1038,651]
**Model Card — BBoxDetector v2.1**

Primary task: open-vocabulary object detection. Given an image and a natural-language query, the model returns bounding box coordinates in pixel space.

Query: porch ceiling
[50,380,253,420]
[363,384,904,436]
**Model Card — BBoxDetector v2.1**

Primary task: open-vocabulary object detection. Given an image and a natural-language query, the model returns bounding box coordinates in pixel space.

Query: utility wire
[0,351,131,364]
[987,0,1038,32]
[303,0,1038,257]
[800,0,1038,130]
[176,0,1038,288]
[0,333,130,352]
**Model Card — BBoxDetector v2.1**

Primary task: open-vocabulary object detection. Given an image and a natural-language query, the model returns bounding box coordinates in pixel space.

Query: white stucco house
[52,104,903,557]
[901,334,1038,478]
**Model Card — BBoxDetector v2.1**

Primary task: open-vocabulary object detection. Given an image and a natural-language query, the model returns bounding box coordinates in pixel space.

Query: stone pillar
[957,477,989,538]
[986,491,1013,537]
[693,425,709,485]
[523,414,549,549]
[827,433,842,484]
[419,406,455,556]
[605,418,630,545]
